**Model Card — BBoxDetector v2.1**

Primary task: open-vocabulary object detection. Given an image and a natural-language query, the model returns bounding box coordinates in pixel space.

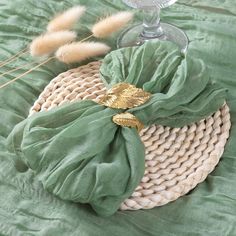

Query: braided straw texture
[30,61,231,211]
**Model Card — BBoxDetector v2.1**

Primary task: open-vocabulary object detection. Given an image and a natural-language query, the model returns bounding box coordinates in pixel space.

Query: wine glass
[117,0,188,53]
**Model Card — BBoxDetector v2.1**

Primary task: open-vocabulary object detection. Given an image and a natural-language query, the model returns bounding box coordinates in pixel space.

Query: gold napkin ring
[99,83,151,109]
[99,82,151,132]
[112,113,144,133]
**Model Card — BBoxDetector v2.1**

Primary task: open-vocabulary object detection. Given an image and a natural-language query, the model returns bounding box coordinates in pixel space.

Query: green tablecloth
[0,0,236,235]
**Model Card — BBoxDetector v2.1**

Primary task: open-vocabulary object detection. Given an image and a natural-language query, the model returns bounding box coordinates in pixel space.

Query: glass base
[117,23,188,54]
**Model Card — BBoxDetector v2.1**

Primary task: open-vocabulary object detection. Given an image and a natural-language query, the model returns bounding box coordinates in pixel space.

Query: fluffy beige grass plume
[56,42,111,63]
[30,31,77,57]
[92,11,133,38]
[47,6,86,32]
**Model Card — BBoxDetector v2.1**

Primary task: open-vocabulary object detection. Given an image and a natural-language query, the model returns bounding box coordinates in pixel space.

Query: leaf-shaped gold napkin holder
[99,83,151,132]
[99,83,151,109]
[112,113,144,132]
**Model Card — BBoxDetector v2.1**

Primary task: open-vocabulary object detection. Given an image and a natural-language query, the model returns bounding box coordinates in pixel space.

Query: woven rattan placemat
[30,61,231,211]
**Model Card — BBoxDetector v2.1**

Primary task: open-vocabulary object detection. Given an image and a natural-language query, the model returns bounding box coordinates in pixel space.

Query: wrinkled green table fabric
[0,0,236,235]
[7,40,226,217]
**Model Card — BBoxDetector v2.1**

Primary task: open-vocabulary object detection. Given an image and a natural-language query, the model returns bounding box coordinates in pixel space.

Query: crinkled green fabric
[7,41,226,217]
[0,0,236,235]
[7,100,145,217]
[100,42,226,127]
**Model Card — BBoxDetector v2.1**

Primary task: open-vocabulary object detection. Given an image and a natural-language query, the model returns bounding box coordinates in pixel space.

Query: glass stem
[141,6,164,39]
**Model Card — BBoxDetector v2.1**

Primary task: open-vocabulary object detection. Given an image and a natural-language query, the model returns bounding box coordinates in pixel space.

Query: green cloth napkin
[7,41,226,216]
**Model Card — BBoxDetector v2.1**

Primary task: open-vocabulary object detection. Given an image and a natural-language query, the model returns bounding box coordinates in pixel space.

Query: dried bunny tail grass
[56,42,111,64]
[30,31,77,57]
[47,6,86,32]
[0,57,54,89]
[0,47,29,68]
[92,11,133,38]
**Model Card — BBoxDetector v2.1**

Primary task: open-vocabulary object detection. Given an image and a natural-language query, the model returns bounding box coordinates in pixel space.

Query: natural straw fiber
[30,61,231,211]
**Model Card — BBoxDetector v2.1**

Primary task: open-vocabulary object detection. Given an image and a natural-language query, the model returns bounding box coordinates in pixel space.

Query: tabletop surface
[0,0,235,235]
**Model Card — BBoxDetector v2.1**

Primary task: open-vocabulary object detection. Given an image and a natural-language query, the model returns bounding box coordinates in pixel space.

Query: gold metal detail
[99,82,151,109]
[113,113,144,132]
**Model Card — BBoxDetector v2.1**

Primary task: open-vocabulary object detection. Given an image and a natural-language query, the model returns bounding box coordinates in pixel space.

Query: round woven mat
[30,61,231,211]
